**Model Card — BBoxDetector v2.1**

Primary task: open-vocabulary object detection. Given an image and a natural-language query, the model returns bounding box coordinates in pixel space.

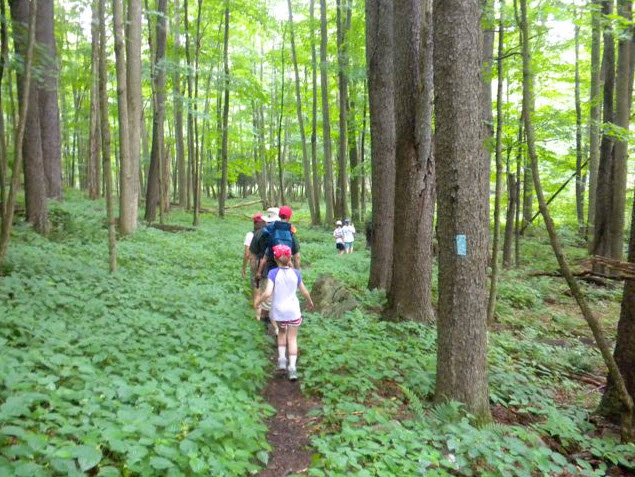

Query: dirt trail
[257,361,321,477]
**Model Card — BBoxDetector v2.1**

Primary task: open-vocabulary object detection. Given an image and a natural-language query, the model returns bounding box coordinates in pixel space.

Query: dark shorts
[336,243,345,251]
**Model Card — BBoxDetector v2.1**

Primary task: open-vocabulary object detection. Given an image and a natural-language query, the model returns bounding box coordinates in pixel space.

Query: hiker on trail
[251,207,279,333]
[333,220,345,254]
[342,218,356,254]
[255,244,314,381]
[243,212,265,307]
[256,205,300,280]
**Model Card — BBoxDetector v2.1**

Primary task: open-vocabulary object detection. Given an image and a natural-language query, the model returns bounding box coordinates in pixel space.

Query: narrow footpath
[257,357,321,477]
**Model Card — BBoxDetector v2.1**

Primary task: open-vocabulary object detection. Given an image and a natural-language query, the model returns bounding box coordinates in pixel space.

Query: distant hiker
[243,212,265,311]
[342,218,356,254]
[255,244,314,380]
[256,205,301,281]
[333,220,345,254]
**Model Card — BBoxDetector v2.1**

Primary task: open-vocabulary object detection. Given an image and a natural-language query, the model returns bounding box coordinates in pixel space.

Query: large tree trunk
[587,0,602,249]
[36,0,62,199]
[487,0,505,324]
[0,0,8,215]
[434,0,491,420]
[520,0,632,439]
[99,0,116,272]
[320,0,334,223]
[219,4,230,217]
[88,0,101,201]
[112,0,132,233]
[172,0,186,207]
[593,0,616,259]
[366,0,395,291]
[1,0,37,263]
[608,0,632,260]
[144,0,167,223]
[310,0,321,223]
[288,0,316,223]
[10,0,47,233]
[335,0,351,219]
[388,0,435,322]
[348,95,360,223]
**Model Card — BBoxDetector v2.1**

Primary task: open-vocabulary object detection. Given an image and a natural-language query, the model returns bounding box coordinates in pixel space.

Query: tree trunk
[520,0,633,439]
[388,0,435,323]
[172,0,186,207]
[515,114,522,266]
[276,28,286,206]
[487,0,505,324]
[336,0,351,219]
[593,0,616,259]
[348,95,360,223]
[36,0,62,199]
[320,0,334,223]
[99,0,116,272]
[1,0,37,263]
[219,4,230,217]
[287,0,316,223]
[360,87,368,220]
[366,0,395,291]
[587,0,602,249]
[310,0,321,223]
[608,0,632,260]
[184,0,194,211]
[10,0,47,233]
[574,19,585,236]
[112,0,132,233]
[192,0,202,226]
[88,0,101,201]
[145,0,167,223]
[434,0,491,421]
[0,0,8,215]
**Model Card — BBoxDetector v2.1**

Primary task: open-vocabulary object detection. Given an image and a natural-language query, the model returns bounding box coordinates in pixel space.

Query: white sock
[278,347,286,361]
[289,355,297,369]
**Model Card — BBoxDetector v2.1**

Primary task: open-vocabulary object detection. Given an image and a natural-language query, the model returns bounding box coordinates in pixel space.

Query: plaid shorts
[276,317,303,329]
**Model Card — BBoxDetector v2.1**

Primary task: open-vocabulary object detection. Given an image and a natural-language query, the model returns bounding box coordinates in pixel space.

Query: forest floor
[1,193,635,476]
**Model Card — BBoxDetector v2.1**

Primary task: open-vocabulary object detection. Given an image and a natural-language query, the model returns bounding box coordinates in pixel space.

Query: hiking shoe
[277,358,287,371]
[287,367,298,381]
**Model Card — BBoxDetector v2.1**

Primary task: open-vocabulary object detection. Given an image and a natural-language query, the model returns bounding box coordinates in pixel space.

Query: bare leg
[287,326,298,360]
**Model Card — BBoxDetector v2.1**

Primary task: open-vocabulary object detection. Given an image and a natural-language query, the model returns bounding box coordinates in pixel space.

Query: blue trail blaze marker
[456,234,467,256]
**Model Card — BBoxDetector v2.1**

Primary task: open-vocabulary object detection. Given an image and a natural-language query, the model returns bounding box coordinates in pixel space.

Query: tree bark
[10,0,47,233]
[288,0,316,223]
[120,0,141,234]
[388,0,435,323]
[36,0,62,199]
[593,0,616,259]
[487,0,505,324]
[0,0,8,215]
[348,94,360,222]
[336,0,351,219]
[310,0,321,223]
[434,0,491,420]
[574,19,585,237]
[99,0,116,272]
[145,0,167,223]
[172,0,186,207]
[520,0,632,440]
[320,0,334,223]
[88,0,101,201]
[112,0,132,234]
[219,4,230,217]
[587,0,602,249]
[1,0,37,264]
[366,0,395,291]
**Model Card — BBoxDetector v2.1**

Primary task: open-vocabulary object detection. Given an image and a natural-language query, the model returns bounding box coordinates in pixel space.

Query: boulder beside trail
[311,274,359,318]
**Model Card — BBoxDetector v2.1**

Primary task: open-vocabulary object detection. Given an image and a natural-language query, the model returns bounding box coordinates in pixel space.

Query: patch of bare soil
[257,361,321,477]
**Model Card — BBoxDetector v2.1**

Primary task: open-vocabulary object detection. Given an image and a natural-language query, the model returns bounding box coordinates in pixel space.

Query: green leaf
[73,445,102,472]
[189,456,206,473]
[149,456,174,470]
[0,426,25,437]
[256,450,269,465]
[97,466,120,477]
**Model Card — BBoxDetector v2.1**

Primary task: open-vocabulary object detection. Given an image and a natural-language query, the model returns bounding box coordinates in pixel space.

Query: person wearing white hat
[333,220,345,254]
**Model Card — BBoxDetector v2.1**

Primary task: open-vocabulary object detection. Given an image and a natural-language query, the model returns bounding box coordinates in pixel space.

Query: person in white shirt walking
[342,218,356,254]
[333,220,345,254]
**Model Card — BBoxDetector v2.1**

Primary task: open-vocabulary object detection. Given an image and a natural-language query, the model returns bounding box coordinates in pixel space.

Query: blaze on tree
[433,0,491,420]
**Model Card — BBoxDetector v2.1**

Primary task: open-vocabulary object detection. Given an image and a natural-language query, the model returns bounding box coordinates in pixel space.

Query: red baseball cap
[253,212,264,223]
[279,205,292,219]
